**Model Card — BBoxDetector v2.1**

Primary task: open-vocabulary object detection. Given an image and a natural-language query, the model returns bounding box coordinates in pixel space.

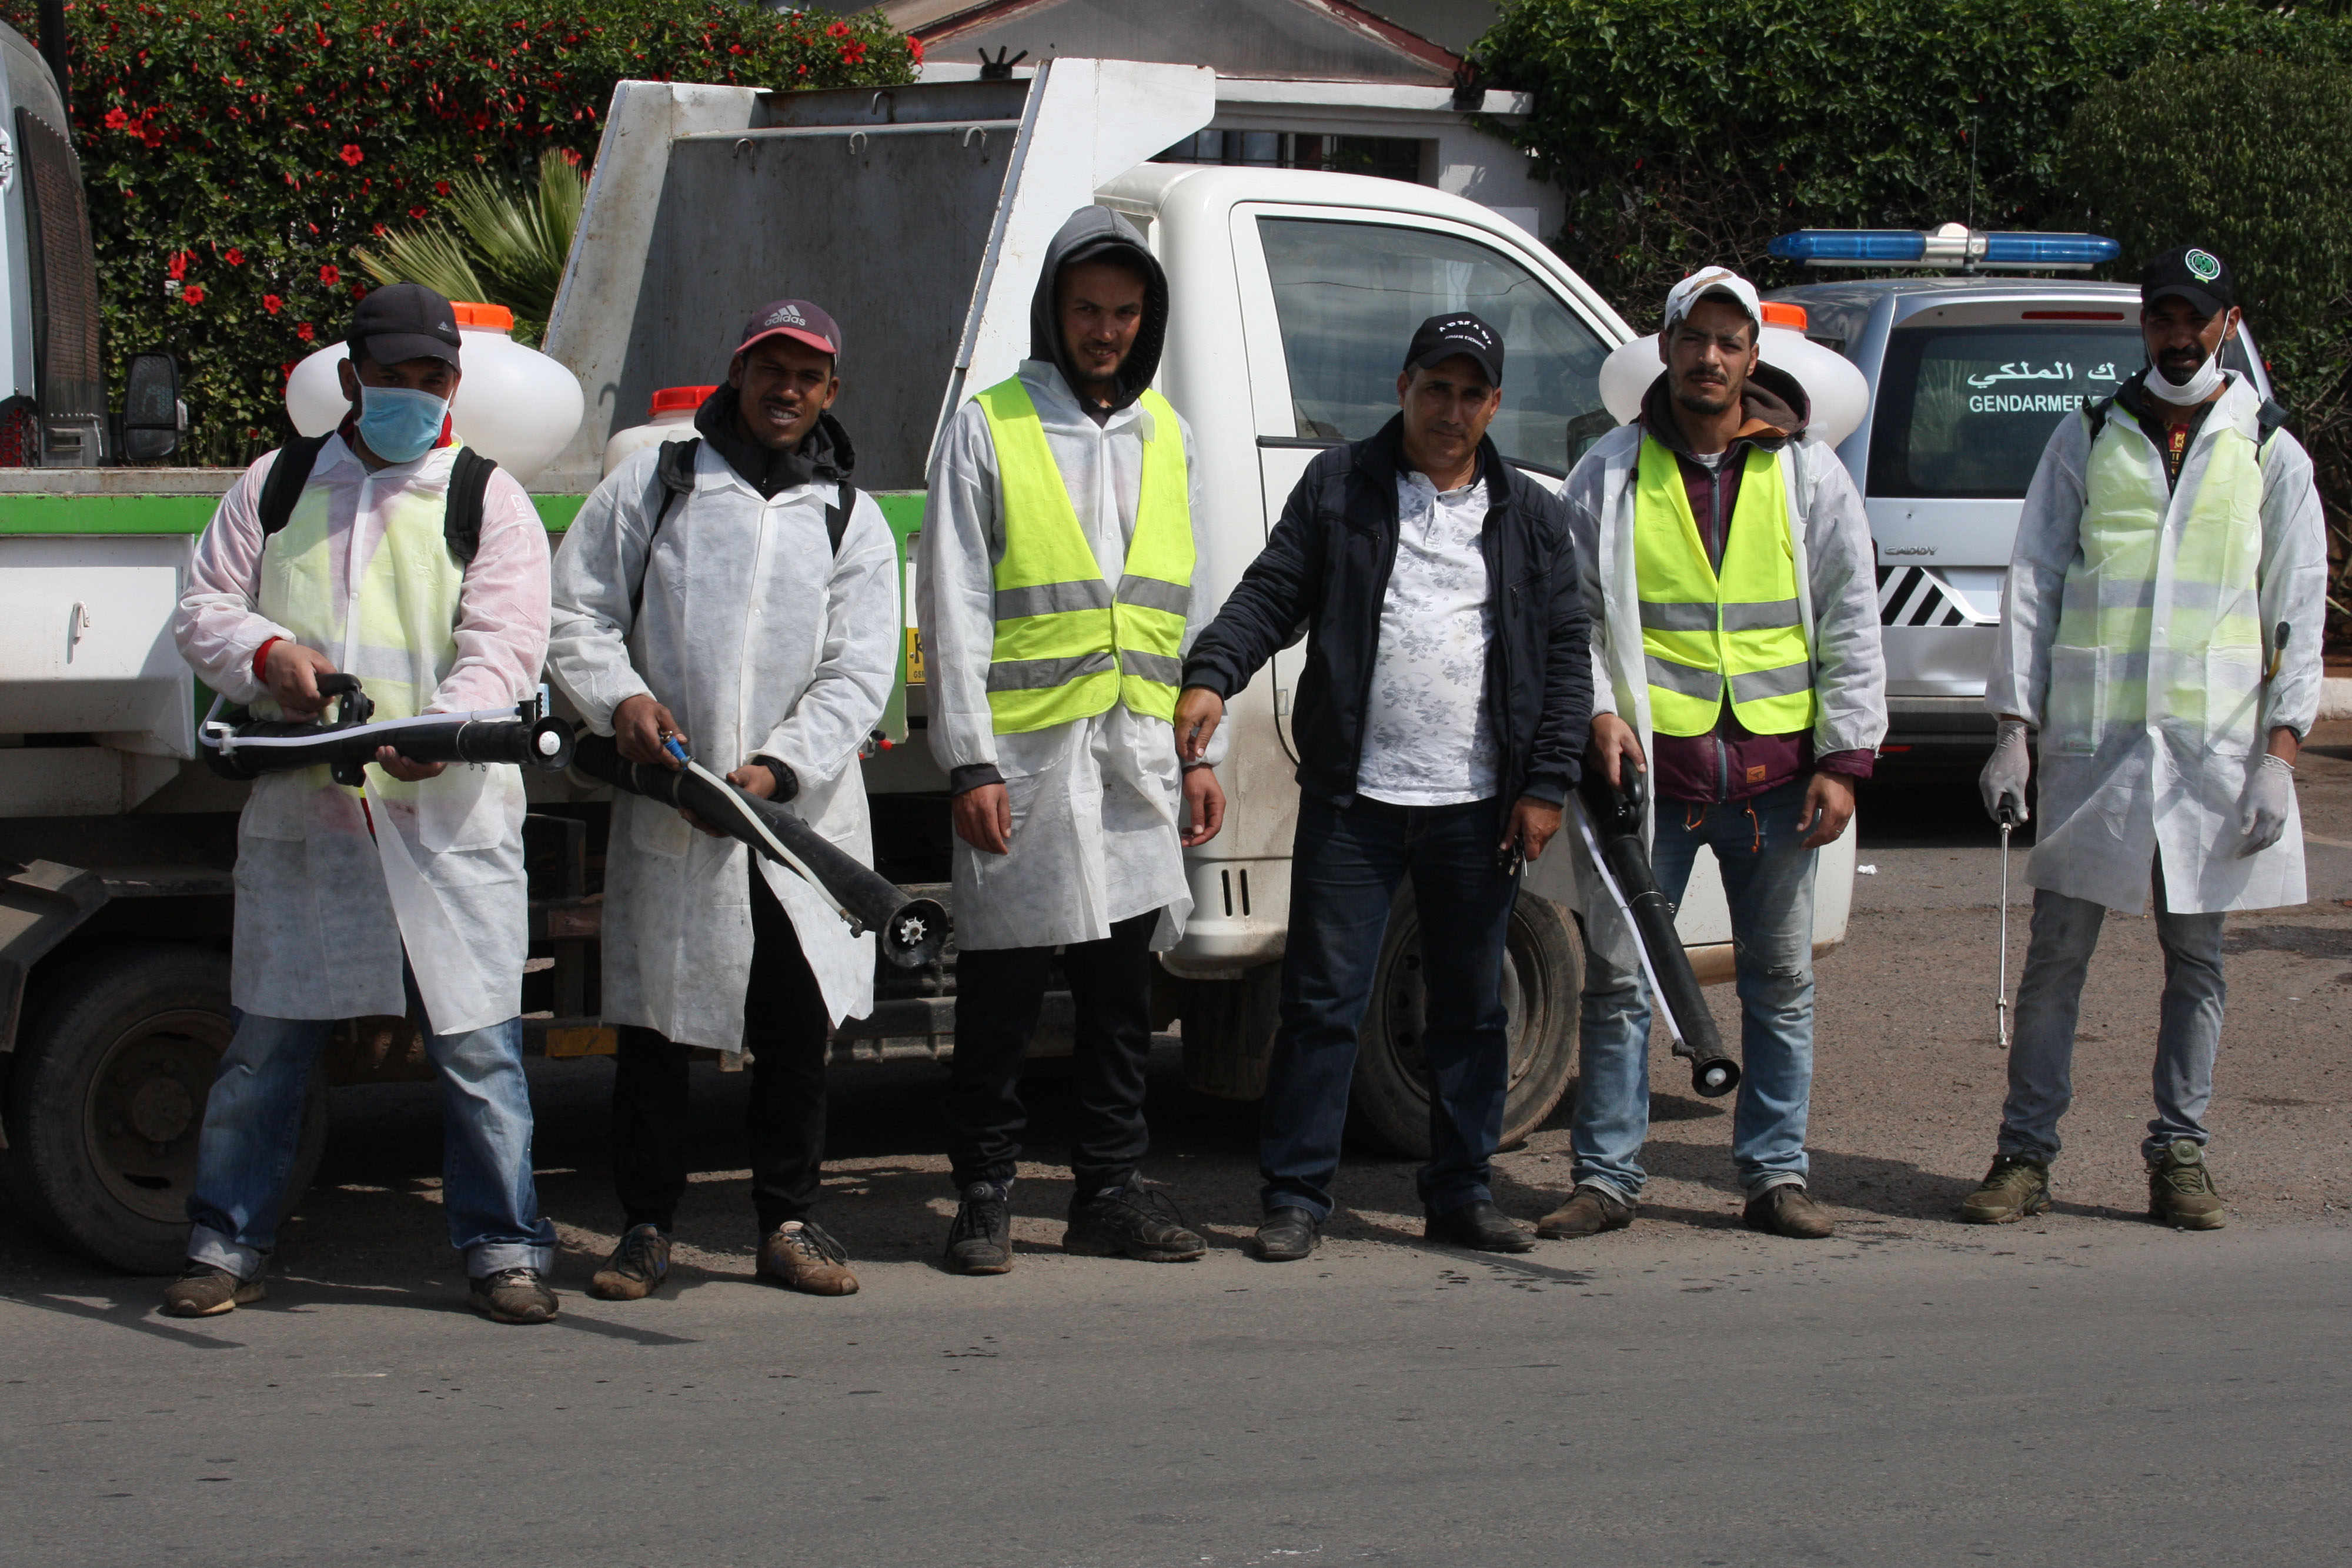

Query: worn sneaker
[1743,1183,1834,1239]
[944,1182,1014,1275]
[161,1261,265,1318]
[1063,1182,1207,1262]
[2147,1139,2226,1231]
[759,1219,860,1295]
[589,1224,672,1300]
[469,1267,560,1325]
[1535,1185,1636,1239]
[1959,1155,2052,1225]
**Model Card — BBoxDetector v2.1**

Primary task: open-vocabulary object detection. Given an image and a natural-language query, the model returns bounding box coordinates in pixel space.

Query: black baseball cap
[345,283,462,367]
[2141,245,2235,316]
[1403,312,1504,386]
[736,298,843,361]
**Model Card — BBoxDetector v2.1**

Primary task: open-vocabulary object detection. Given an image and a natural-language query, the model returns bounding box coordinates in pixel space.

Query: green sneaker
[2147,1139,2226,1231]
[1958,1155,2051,1224]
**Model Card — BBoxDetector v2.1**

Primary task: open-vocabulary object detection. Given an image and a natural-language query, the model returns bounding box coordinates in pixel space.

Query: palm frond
[353,222,489,310]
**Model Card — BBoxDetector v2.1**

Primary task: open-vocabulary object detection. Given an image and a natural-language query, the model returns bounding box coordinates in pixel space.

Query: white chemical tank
[282,303,586,486]
[1597,302,1869,447]
[602,386,715,477]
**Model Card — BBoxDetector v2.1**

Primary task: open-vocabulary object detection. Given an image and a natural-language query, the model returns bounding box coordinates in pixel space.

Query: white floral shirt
[1356,470,1499,806]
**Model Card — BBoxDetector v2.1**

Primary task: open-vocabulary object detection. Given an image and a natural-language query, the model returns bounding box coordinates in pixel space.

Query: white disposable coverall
[1988,373,2327,914]
[1521,419,1886,960]
[918,360,1217,954]
[174,436,550,1031]
[547,442,900,1051]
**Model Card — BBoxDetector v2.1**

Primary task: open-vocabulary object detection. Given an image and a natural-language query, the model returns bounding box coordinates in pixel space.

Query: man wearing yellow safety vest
[1965,245,2327,1231]
[917,207,1226,1273]
[1540,268,1885,1243]
[165,284,560,1323]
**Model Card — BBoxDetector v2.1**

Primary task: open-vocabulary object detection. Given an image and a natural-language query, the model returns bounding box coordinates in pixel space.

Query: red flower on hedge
[434,180,451,196]
[263,294,284,315]
[181,285,206,306]
[104,106,131,131]
[339,143,364,166]
[319,265,340,285]
[408,205,428,219]
[223,248,245,266]
[296,322,316,342]
[838,40,867,65]
[166,250,189,280]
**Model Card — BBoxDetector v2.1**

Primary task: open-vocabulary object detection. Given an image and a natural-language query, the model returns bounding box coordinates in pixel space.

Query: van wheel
[1348,885,1581,1160]
[2,945,326,1275]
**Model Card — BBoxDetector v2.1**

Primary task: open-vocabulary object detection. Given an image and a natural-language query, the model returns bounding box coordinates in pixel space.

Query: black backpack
[255,432,499,561]
[629,439,860,620]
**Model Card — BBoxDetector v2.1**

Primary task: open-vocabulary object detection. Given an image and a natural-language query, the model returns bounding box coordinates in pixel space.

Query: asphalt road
[5,728,2349,1566]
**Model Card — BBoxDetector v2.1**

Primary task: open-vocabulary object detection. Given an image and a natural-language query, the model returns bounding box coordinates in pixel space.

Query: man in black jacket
[1174,313,1592,1261]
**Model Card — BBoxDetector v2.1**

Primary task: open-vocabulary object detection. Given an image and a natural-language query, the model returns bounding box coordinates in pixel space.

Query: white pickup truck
[0,56,1853,1271]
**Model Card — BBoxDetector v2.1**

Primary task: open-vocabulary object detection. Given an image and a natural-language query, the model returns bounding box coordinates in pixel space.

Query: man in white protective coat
[1528,268,1885,1244]
[166,284,561,1324]
[917,207,1227,1275]
[1963,246,2327,1231]
[548,299,898,1298]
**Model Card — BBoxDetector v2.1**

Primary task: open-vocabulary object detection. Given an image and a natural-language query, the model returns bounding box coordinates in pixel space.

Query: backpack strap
[2256,398,2291,452]
[2083,395,2115,444]
[824,483,861,556]
[628,439,703,623]
[442,447,499,564]
[255,432,333,538]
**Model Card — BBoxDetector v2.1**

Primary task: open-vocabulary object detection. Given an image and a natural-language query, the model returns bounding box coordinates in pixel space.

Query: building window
[1154,131,1426,185]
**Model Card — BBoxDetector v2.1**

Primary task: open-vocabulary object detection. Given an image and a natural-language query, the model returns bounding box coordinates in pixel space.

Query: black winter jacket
[1182,416,1592,814]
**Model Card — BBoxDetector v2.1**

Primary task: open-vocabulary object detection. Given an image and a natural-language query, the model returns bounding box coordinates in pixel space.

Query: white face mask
[2146,344,2226,406]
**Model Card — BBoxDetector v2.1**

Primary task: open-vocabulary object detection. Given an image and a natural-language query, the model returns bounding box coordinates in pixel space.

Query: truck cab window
[1257,217,1611,473]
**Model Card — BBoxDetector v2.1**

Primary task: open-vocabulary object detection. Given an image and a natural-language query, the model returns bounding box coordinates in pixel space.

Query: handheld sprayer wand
[1996,800,2016,1050]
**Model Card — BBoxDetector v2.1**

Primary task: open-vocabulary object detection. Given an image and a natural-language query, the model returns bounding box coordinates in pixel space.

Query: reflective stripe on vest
[1630,436,1813,737]
[977,377,1194,733]
[2048,410,2264,751]
[255,457,468,800]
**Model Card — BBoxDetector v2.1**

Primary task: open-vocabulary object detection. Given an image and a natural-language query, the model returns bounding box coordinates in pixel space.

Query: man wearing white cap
[1543,268,1885,1241]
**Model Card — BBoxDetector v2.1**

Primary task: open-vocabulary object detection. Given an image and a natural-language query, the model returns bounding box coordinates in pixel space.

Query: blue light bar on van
[1769,225,2119,272]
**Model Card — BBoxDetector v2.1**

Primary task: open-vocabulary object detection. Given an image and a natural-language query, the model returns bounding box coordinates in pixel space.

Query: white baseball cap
[1663,267,1763,335]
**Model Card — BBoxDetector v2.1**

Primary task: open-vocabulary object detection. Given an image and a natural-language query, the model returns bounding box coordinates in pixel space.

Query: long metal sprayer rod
[1996,818,2013,1050]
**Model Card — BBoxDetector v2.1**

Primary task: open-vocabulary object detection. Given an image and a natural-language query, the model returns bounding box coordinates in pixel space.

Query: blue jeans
[1999,862,2226,1164]
[186,1008,556,1281]
[1259,793,1519,1221]
[1572,779,1818,1201]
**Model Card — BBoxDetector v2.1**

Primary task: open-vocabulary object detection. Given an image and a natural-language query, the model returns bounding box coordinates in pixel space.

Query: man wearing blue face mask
[166,283,562,1323]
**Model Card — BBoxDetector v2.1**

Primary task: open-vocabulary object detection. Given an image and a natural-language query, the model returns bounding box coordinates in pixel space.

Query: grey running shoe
[945,1182,1014,1275]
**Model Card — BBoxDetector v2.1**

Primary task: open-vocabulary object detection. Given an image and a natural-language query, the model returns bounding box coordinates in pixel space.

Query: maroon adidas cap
[735,298,841,360]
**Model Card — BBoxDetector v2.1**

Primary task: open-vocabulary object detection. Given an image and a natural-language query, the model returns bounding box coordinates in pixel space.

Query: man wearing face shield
[1966,246,2327,1230]
[917,207,1226,1275]
[168,283,561,1323]
[549,300,899,1298]
[1541,269,1884,1245]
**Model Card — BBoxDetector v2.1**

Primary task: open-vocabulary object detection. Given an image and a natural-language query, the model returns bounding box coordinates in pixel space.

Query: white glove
[1979,718,2032,824]
[2236,753,2295,858]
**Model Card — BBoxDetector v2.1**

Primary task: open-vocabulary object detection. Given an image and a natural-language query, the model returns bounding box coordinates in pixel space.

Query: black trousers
[948,910,1160,1195]
[610,867,831,1238]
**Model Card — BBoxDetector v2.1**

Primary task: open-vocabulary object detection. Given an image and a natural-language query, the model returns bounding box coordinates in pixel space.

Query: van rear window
[1866,324,2143,499]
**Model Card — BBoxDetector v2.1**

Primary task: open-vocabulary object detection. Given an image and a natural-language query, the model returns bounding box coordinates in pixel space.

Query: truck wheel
[1348,885,1582,1160]
[2,945,326,1275]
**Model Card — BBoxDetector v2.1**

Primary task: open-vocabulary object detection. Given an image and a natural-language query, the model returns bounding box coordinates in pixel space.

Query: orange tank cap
[650,386,718,416]
[452,302,515,331]
[1759,300,1808,330]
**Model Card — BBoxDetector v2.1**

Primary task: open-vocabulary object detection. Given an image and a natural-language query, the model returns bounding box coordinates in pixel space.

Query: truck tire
[1347,885,1581,1160]
[2,945,326,1275]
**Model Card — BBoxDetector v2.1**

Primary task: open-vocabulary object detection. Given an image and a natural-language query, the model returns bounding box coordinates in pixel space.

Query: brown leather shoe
[758,1219,860,1296]
[162,1262,265,1318]
[589,1224,671,1300]
[1535,1185,1635,1239]
[1743,1183,1833,1239]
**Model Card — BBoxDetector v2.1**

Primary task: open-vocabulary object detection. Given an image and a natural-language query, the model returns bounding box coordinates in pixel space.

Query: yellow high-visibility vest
[976,376,1194,733]
[255,453,468,804]
[2046,406,2264,753]
[1631,436,1814,737]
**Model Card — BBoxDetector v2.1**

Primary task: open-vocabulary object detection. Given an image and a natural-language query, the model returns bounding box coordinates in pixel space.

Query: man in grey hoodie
[916,207,1226,1274]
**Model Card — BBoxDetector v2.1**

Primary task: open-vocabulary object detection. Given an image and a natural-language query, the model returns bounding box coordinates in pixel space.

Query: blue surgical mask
[355,384,450,463]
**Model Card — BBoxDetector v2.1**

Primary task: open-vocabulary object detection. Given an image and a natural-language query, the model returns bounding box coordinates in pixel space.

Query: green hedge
[5,0,918,465]
[1472,0,2351,325]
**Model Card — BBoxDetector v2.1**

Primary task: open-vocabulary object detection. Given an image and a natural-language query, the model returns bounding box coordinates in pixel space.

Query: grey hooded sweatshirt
[914,205,1215,952]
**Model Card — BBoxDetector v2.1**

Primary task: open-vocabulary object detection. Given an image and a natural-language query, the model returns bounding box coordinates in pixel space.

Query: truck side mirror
[120,353,184,464]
